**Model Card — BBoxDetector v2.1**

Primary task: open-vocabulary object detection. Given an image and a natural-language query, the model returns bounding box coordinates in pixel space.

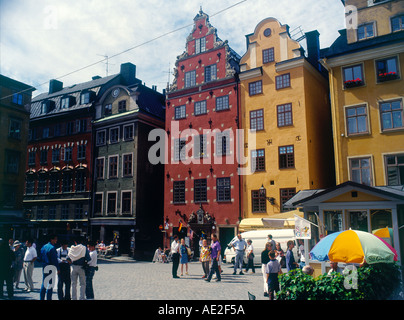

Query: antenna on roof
[290,26,306,42]
[97,54,115,76]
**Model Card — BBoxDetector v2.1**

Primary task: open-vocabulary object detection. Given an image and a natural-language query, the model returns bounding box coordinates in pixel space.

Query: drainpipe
[319,58,341,185]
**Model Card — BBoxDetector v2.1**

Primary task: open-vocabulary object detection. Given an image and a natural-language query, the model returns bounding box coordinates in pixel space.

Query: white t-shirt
[299,244,305,262]
[24,246,37,262]
[171,240,179,254]
[88,250,98,267]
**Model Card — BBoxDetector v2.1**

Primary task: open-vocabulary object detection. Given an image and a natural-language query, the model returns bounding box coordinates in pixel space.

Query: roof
[0,74,36,91]
[323,29,404,59]
[30,74,121,120]
[290,181,404,207]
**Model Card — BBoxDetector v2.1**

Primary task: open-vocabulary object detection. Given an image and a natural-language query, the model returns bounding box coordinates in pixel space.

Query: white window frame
[120,190,133,215]
[122,152,134,177]
[108,155,119,179]
[106,191,118,214]
[123,124,134,141]
[94,192,104,215]
[109,126,120,144]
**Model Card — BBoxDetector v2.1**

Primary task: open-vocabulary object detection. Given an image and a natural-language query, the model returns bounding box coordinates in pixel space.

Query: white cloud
[0,0,345,97]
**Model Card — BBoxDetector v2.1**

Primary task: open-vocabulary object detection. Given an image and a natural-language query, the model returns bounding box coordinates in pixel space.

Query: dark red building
[164,9,241,252]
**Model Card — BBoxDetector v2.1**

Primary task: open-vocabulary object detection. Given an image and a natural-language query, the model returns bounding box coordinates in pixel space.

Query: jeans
[234,250,244,272]
[40,267,56,300]
[207,258,221,281]
[85,267,96,299]
[172,253,180,277]
[201,261,210,277]
[71,264,86,300]
[0,269,13,299]
[57,263,71,300]
[245,257,255,273]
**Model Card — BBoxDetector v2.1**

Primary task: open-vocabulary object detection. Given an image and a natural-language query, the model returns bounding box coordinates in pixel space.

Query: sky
[0,0,346,97]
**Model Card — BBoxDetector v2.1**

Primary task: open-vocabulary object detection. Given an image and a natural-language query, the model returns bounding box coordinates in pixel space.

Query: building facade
[91,69,165,256]
[23,64,132,243]
[165,9,241,251]
[238,18,335,220]
[0,75,35,240]
[322,0,404,187]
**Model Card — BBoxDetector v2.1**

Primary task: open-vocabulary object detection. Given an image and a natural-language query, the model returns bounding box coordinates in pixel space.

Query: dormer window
[80,91,95,105]
[61,96,74,109]
[357,23,375,41]
[391,15,404,33]
[195,37,206,54]
[41,100,55,114]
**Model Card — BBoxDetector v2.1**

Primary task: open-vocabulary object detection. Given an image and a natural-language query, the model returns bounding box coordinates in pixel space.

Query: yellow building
[321,0,404,187]
[238,18,335,220]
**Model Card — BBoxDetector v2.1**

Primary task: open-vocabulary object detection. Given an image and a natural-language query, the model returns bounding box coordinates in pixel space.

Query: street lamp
[259,184,275,205]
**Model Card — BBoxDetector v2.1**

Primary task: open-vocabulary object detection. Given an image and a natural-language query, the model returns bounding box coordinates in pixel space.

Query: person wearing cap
[12,240,24,289]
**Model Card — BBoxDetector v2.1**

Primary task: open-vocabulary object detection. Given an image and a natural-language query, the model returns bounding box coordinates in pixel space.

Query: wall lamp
[259,184,275,205]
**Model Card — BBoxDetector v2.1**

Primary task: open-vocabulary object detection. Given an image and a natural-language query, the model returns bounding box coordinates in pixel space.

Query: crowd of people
[0,235,98,300]
[165,233,346,301]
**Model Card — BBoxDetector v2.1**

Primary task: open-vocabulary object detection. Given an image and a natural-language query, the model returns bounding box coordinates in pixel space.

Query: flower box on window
[378,71,399,82]
[344,78,363,88]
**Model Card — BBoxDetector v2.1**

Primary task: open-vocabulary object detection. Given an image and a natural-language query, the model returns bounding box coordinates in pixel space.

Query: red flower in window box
[378,71,398,82]
[344,78,363,88]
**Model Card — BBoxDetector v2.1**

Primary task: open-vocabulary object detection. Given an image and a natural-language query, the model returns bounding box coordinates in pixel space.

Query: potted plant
[378,71,399,82]
[344,78,363,88]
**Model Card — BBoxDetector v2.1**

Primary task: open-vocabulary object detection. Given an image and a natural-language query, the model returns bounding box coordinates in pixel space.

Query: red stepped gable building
[164,9,241,252]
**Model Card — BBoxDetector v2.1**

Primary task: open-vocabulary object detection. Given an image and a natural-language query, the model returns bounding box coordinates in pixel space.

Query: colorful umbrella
[372,227,394,246]
[310,230,398,264]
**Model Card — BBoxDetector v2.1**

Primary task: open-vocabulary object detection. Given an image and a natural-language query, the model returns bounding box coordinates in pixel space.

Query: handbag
[186,246,192,257]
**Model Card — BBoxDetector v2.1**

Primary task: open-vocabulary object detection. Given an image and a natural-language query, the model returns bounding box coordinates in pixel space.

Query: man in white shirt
[231,233,247,275]
[85,241,98,300]
[171,235,180,278]
[23,239,37,292]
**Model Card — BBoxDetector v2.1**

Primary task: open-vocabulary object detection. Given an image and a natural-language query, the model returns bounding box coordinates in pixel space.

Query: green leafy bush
[277,263,402,300]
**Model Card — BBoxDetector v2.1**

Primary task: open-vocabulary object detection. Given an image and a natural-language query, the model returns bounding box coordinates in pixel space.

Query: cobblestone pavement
[3,259,270,300]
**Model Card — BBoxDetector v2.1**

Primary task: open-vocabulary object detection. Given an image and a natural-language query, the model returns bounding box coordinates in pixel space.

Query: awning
[239,209,304,231]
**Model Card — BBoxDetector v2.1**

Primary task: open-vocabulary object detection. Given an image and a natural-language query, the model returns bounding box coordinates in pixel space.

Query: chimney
[305,30,321,71]
[120,62,137,85]
[49,79,63,94]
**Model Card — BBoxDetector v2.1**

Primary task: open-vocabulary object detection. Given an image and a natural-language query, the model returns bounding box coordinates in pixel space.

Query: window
[61,97,70,109]
[123,154,133,177]
[252,190,266,213]
[324,210,343,233]
[75,171,86,192]
[391,15,404,32]
[349,157,373,186]
[251,149,265,172]
[37,206,44,220]
[380,99,403,131]
[123,124,134,141]
[48,206,56,220]
[279,145,294,169]
[185,70,196,88]
[195,37,206,54]
[216,131,230,156]
[194,134,207,159]
[263,48,275,64]
[385,154,404,186]
[64,147,73,162]
[357,23,374,40]
[174,138,186,161]
[108,156,118,178]
[107,192,117,214]
[249,80,262,95]
[217,178,231,202]
[204,64,217,82]
[194,100,207,115]
[61,204,69,220]
[80,92,91,104]
[250,109,264,131]
[95,158,105,179]
[37,177,47,194]
[40,149,48,165]
[66,121,75,135]
[280,188,296,212]
[52,148,60,163]
[42,127,49,139]
[173,181,185,204]
[28,151,36,165]
[41,102,49,114]
[275,74,290,89]
[277,104,293,127]
[376,57,399,82]
[5,151,20,174]
[96,130,106,146]
[62,173,72,192]
[216,95,229,111]
[194,179,207,203]
[49,176,59,193]
[74,204,83,219]
[118,100,127,113]
[346,105,368,135]
[9,119,22,139]
[110,127,119,144]
[77,145,86,160]
[348,210,368,232]
[94,193,103,215]
[54,124,61,137]
[25,180,34,195]
[76,119,87,133]
[12,93,23,105]
[175,105,186,120]
[104,104,112,116]
[121,191,132,214]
